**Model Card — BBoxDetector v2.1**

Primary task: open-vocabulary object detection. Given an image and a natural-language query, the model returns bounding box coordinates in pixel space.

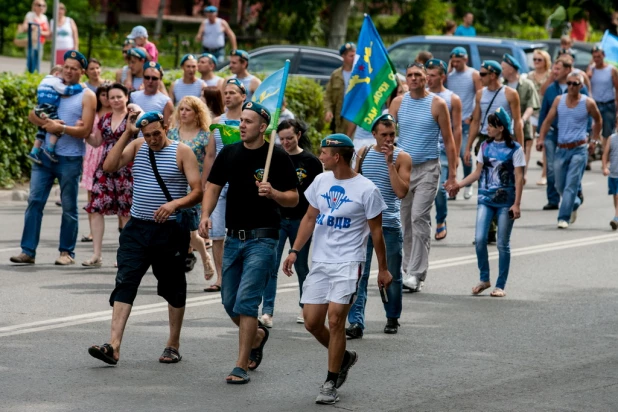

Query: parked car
[387,35,546,74]
[540,39,594,71]
[217,45,342,86]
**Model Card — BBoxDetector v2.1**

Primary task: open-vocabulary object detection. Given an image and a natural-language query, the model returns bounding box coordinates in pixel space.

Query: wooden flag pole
[262,129,277,182]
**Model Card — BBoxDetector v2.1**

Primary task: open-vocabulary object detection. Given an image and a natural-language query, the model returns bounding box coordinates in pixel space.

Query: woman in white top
[51,3,79,64]
[19,0,50,67]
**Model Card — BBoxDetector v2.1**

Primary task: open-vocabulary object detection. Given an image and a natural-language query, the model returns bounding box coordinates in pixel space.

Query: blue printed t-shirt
[476,140,525,207]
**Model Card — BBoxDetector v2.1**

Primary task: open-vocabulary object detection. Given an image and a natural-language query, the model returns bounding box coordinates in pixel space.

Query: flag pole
[262,59,291,183]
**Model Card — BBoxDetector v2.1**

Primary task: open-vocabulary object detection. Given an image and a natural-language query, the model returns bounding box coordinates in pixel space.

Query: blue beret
[137,111,164,128]
[450,47,467,57]
[64,50,87,69]
[591,45,604,53]
[204,5,217,13]
[502,53,521,71]
[371,113,397,131]
[143,60,163,74]
[481,60,502,75]
[127,48,147,60]
[339,42,356,55]
[242,101,271,123]
[226,78,246,94]
[321,134,354,148]
[231,49,250,61]
[494,106,512,133]
[180,54,197,66]
[200,53,217,64]
[557,48,576,59]
[425,58,448,73]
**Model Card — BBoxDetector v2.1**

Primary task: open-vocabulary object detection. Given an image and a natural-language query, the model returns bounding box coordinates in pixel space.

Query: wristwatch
[288,248,300,255]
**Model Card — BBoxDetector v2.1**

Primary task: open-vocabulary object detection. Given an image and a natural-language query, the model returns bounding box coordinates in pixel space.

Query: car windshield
[389,43,472,74]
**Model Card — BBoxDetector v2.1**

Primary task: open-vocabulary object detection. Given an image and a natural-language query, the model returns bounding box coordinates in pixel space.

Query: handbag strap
[148,147,174,203]
[480,86,503,131]
[356,144,372,174]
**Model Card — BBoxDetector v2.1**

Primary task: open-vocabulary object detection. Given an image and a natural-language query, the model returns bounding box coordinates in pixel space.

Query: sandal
[490,288,506,298]
[88,343,118,365]
[435,223,447,240]
[203,284,221,292]
[159,346,182,363]
[226,366,250,384]
[82,257,102,267]
[248,325,269,371]
[472,282,491,295]
[81,235,93,242]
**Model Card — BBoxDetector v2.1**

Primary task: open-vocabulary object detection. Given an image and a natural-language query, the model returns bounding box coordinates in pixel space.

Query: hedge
[0,70,327,187]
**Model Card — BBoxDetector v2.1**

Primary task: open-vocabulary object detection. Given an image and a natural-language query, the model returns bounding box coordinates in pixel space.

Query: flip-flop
[159,346,182,363]
[81,235,93,242]
[472,282,491,295]
[226,366,250,384]
[88,343,118,365]
[248,325,269,371]
[203,284,221,292]
[435,223,447,240]
[490,288,506,298]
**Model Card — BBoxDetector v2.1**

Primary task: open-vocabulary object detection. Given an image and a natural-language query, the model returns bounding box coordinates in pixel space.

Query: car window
[298,52,342,76]
[250,51,297,74]
[477,45,512,63]
[389,43,471,74]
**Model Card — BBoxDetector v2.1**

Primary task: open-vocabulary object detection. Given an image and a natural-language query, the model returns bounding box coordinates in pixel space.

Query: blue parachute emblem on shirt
[321,185,352,213]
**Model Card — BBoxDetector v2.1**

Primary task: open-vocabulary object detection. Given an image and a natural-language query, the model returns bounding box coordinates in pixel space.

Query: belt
[226,228,279,240]
[557,139,587,149]
[597,100,615,105]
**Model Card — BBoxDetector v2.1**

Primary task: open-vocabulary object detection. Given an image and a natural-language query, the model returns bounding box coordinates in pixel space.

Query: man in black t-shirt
[260,120,323,328]
[199,101,298,384]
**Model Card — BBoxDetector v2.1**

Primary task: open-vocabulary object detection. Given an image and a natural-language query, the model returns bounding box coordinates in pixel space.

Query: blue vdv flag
[251,60,291,130]
[601,30,618,67]
[341,14,398,132]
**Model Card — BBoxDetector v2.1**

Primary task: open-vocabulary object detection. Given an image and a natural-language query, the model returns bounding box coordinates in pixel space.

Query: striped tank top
[232,74,255,101]
[203,75,222,87]
[590,65,615,103]
[360,147,402,228]
[132,76,143,91]
[131,141,187,221]
[434,89,453,152]
[120,66,129,83]
[173,78,204,104]
[49,91,86,156]
[557,94,588,144]
[479,87,510,135]
[130,91,170,114]
[447,67,476,120]
[213,113,241,156]
[397,93,440,164]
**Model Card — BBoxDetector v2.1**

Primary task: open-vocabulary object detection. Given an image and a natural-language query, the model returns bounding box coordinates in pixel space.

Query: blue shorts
[209,184,227,240]
[221,236,278,318]
[608,177,618,195]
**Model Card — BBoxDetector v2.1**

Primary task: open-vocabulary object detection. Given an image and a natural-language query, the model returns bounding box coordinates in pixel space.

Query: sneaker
[610,219,618,231]
[463,186,473,200]
[260,314,273,328]
[384,318,400,334]
[543,203,559,210]
[570,210,577,224]
[345,323,363,340]
[536,177,547,186]
[488,231,497,244]
[26,152,43,165]
[403,274,422,292]
[577,191,584,206]
[43,149,58,163]
[315,381,339,405]
[10,253,35,264]
[296,311,304,324]
[336,350,358,388]
[55,252,75,265]
[557,220,569,229]
[184,252,197,272]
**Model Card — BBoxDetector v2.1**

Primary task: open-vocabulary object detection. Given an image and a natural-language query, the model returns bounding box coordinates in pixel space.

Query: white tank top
[53,17,74,50]
[202,18,225,49]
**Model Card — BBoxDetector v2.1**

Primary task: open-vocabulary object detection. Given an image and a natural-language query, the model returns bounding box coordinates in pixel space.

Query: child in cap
[601,117,618,230]
[27,64,84,164]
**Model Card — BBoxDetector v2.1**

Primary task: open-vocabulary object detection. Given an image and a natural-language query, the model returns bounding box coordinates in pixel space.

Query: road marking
[1,233,617,338]
[0,247,20,253]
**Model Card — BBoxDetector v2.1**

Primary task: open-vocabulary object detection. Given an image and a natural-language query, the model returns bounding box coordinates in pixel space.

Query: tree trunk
[154,0,166,38]
[327,0,353,49]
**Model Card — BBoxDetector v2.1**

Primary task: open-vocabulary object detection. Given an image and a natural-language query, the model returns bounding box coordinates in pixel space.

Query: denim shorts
[209,185,227,240]
[608,177,618,195]
[221,236,278,318]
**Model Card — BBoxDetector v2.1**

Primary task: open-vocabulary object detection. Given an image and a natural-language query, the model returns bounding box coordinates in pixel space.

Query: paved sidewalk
[0,55,50,74]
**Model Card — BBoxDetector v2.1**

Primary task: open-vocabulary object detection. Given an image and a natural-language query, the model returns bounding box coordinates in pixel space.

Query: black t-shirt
[208,142,298,230]
[283,150,323,220]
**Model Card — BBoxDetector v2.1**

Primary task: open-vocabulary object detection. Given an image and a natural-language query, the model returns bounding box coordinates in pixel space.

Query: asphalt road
[1,151,617,412]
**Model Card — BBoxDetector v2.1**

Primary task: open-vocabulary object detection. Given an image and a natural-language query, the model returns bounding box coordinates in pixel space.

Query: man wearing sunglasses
[130,61,173,128]
[537,72,602,229]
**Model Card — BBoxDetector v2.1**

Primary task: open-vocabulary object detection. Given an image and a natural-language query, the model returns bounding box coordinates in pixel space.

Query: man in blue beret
[502,54,540,183]
[87,110,203,366]
[200,101,299,385]
[448,46,482,200]
[169,54,205,105]
[130,61,173,128]
[324,42,357,134]
[198,52,224,88]
[282,133,392,404]
[11,51,97,266]
[225,49,261,102]
[196,4,237,62]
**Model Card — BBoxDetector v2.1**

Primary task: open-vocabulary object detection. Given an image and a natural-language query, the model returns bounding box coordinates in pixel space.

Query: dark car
[387,35,546,74]
[540,39,594,71]
[217,45,342,85]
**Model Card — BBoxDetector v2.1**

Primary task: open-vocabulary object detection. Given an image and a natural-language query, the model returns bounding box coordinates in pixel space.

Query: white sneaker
[557,220,569,229]
[296,314,304,324]
[260,314,273,328]
[403,275,422,292]
[536,177,547,185]
[570,210,577,224]
[463,186,473,200]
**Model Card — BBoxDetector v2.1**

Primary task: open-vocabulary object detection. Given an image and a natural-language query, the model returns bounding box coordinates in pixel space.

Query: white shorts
[301,261,364,305]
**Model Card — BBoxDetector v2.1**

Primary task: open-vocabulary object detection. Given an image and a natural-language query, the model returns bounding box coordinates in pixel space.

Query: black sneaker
[542,203,559,210]
[487,231,496,244]
[345,323,363,340]
[577,191,584,206]
[384,318,400,334]
[184,252,197,272]
[43,148,58,163]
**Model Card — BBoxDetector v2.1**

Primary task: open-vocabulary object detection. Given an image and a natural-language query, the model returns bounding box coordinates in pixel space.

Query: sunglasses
[406,62,426,69]
[35,3,46,6]
[144,75,160,81]
[479,72,489,77]
[533,58,543,62]
[566,81,581,86]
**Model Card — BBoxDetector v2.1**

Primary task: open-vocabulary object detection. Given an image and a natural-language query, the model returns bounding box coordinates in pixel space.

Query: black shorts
[110,218,190,308]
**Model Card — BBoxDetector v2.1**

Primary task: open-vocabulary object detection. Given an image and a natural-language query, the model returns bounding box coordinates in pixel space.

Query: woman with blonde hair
[528,49,552,185]
[19,0,50,67]
[168,96,216,280]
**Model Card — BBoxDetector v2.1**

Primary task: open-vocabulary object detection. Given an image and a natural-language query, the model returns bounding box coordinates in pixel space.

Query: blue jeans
[347,227,403,329]
[554,145,587,222]
[435,150,448,224]
[460,123,472,185]
[221,237,278,318]
[21,154,82,258]
[261,218,311,316]
[475,204,515,290]
[544,130,561,206]
[598,101,616,138]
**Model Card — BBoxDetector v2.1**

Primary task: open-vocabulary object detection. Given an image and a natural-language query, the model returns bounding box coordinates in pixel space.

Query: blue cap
[226,78,246,94]
[64,50,87,69]
[200,53,217,64]
[231,49,250,61]
[592,45,604,53]
[127,25,148,39]
[180,54,197,66]
[425,58,448,73]
[502,53,521,71]
[371,113,397,131]
[339,42,356,55]
[127,48,147,60]
[494,106,512,133]
[321,134,354,148]
[481,60,502,75]
[137,111,164,128]
[143,60,163,74]
[242,101,271,123]
[450,47,467,57]
[204,5,217,13]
